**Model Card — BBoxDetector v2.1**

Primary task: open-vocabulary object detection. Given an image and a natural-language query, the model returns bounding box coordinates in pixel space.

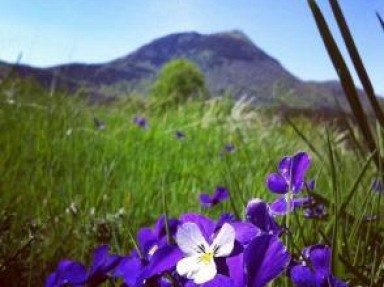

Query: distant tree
[151,58,208,106]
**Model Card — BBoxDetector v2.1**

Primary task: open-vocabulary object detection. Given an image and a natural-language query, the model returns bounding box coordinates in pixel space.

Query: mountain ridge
[0,30,374,110]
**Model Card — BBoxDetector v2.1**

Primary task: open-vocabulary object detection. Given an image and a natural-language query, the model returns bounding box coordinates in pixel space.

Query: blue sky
[0,0,383,94]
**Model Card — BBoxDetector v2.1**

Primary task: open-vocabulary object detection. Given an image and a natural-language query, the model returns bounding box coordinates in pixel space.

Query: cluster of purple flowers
[46,151,347,286]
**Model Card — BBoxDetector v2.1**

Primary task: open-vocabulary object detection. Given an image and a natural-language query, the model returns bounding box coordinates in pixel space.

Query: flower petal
[291,152,311,193]
[177,255,217,284]
[213,187,229,202]
[270,197,294,216]
[212,223,235,257]
[177,255,202,280]
[229,222,260,246]
[278,156,292,181]
[113,256,144,286]
[199,194,214,207]
[244,234,290,287]
[179,213,216,242]
[176,223,210,256]
[198,274,236,287]
[290,265,316,287]
[193,259,217,284]
[47,260,87,287]
[246,199,280,235]
[306,245,331,277]
[266,173,288,194]
[292,197,311,208]
[226,253,245,287]
[135,245,183,287]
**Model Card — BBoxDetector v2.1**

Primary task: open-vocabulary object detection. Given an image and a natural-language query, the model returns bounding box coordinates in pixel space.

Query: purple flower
[175,222,236,284]
[114,215,183,286]
[175,131,186,140]
[87,245,121,286]
[175,213,288,287]
[304,202,328,219]
[371,178,384,194]
[289,245,347,287]
[137,215,179,255]
[246,199,280,235]
[199,187,229,208]
[46,245,120,287]
[266,152,311,215]
[220,144,236,158]
[133,116,148,128]
[46,260,87,287]
[244,234,290,287]
[224,144,235,153]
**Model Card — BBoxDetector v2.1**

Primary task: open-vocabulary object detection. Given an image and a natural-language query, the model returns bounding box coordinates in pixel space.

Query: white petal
[176,255,201,279]
[176,223,209,256]
[211,223,236,257]
[193,259,217,284]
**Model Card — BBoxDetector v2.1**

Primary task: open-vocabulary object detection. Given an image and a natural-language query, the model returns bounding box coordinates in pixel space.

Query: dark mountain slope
[0,30,376,109]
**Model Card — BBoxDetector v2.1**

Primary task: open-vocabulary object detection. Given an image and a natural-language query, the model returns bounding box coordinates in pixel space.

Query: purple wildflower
[46,260,87,287]
[371,178,384,194]
[224,144,235,153]
[46,245,120,287]
[289,245,347,287]
[266,151,311,215]
[114,215,183,286]
[175,131,186,140]
[175,213,289,286]
[304,202,328,219]
[246,198,281,235]
[133,116,148,128]
[199,187,229,208]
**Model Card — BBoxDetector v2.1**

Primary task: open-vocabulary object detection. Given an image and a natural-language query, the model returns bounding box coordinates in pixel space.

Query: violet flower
[266,151,311,215]
[175,131,186,140]
[133,116,148,128]
[246,199,280,235]
[87,245,121,286]
[371,178,384,194]
[176,222,236,284]
[114,215,183,287]
[46,260,87,287]
[220,144,236,158]
[290,245,347,287]
[175,213,289,287]
[199,187,229,208]
[46,245,120,287]
[304,202,328,219]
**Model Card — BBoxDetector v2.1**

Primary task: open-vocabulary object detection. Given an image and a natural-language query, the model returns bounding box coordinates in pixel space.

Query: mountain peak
[212,30,253,43]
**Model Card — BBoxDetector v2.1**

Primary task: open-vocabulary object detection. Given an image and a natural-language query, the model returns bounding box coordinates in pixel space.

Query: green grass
[0,80,383,285]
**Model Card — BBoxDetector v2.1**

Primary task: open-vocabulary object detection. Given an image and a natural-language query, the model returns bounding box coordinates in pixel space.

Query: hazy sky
[0,0,383,94]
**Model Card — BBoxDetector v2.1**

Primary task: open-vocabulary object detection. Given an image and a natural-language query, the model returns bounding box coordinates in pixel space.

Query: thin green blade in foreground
[329,0,384,127]
[307,0,378,167]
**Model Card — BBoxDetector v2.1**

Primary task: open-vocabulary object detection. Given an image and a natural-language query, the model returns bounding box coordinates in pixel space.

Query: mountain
[0,30,373,109]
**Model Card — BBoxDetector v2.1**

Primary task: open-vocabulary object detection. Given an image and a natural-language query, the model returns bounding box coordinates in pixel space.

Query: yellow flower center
[199,251,214,264]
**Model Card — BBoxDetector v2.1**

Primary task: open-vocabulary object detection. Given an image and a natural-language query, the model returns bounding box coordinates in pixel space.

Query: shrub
[151,58,208,107]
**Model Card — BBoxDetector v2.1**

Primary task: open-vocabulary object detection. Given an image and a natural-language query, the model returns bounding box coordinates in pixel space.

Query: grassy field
[0,80,383,286]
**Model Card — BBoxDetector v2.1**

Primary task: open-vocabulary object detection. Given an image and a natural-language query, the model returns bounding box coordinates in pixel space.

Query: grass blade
[307,0,378,167]
[339,151,376,214]
[377,12,384,32]
[285,116,323,160]
[329,0,384,127]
